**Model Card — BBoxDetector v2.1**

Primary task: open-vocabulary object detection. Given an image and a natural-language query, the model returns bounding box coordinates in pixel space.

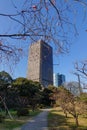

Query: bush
[39,104,45,109]
[17,108,29,117]
[0,114,5,123]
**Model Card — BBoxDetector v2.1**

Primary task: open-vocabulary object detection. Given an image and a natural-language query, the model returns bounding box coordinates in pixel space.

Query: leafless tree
[74,60,87,77]
[57,87,87,126]
[73,60,87,90]
[0,40,23,64]
[73,72,82,94]
[0,0,87,63]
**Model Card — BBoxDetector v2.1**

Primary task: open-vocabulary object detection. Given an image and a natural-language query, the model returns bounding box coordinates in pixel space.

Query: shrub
[17,108,29,117]
[0,114,5,123]
[39,104,45,108]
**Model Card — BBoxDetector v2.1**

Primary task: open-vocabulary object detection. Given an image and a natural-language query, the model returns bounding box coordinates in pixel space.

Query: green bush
[17,108,29,117]
[0,114,5,123]
[39,104,45,108]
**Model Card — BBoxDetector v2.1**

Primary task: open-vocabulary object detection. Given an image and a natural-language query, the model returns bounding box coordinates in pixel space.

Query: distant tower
[53,73,65,87]
[27,40,53,87]
[53,73,59,87]
[59,74,65,86]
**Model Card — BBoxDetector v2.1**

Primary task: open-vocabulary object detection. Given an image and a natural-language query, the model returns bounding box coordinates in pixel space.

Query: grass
[0,109,41,130]
[48,107,87,130]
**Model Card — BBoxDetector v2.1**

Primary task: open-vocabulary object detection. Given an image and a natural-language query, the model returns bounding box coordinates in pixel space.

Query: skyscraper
[27,40,53,87]
[53,73,65,87]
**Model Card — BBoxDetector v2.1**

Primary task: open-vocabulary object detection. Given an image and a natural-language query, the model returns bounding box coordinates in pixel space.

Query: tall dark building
[27,40,53,87]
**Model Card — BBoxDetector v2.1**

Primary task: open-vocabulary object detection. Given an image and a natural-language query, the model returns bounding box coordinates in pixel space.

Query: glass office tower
[53,73,65,87]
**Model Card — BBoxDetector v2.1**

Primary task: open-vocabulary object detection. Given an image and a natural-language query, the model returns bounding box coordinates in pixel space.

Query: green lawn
[48,107,87,130]
[0,109,41,130]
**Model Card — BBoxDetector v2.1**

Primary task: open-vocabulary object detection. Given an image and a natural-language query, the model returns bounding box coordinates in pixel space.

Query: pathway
[21,109,50,130]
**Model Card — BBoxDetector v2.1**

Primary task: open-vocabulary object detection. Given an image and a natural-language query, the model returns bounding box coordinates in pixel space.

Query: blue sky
[0,0,87,83]
[54,29,87,82]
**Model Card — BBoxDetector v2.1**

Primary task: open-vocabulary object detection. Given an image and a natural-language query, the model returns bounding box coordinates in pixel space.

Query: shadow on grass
[48,110,87,130]
[0,119,24,130]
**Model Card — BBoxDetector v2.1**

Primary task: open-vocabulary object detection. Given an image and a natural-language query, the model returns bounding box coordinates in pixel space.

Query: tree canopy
[0,71,13,91]
[0,71,12,81]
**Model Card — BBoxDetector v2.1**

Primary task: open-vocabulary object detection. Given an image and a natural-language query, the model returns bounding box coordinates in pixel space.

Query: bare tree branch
[0,0,87,64]
[75,61,87,77]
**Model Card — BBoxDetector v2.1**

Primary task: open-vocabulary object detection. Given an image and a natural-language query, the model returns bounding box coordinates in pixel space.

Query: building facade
[27,40,53,87]
[53,73,65,87]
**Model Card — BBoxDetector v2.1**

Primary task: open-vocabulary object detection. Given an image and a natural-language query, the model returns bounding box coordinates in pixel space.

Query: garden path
[20,109,50,130]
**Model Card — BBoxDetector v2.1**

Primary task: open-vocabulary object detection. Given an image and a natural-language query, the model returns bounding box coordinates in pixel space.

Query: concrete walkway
[21,109,50,130]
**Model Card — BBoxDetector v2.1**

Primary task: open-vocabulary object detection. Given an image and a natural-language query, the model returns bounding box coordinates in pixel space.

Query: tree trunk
[64,110,67,118]
[74,115,79,126]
